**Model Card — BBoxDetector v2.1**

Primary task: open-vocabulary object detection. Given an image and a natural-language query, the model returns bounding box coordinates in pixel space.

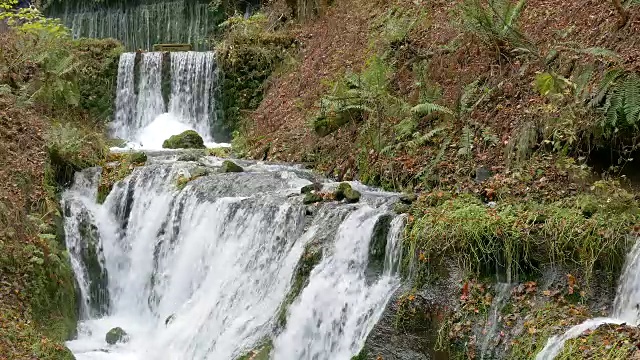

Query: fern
[395,117,418,140]
[412,102,454,116]
[601,73,640,134]
[458,126,475,156]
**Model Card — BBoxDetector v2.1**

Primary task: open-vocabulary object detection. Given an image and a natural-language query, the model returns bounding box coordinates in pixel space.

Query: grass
[406,180,639,288]
[556,323,640,360]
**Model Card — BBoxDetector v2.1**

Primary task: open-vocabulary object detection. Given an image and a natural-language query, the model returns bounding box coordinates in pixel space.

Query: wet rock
[162,130,205,149]
[128,151,147,164]
[393,203,411,214]
[165,314,175,326]
[220,160,243,173]
[399,193,418,204]
[301,183,322,194]
[177,152,201,162]
[303,192,323,205]
[335,182,361,203]
[475,166,493,183]
[105,327,128,345]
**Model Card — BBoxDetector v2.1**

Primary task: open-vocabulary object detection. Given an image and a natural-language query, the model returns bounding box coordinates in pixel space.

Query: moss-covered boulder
[301,183,322,194]
[335,183,361,203]
[105,327,128,345]
[221,160,244,173]
[303,192,323,205]
[162,130,205,149]
[129,151,147,164]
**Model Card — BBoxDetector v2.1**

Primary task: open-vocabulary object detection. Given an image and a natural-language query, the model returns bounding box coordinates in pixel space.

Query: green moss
[71,38,125,121]
[406,181,639,287]
[277,242,323,328]
[221,160,244,173]
[162,130,206,149]
[207,147,232,158]
[236,340,273,360]
[105,327,128,345]
[303,192,323,204]
[176,167,209,190]
[97,152,147,203]
[334,183,361,203]
[556,324,640,360]
[216,14,296,133]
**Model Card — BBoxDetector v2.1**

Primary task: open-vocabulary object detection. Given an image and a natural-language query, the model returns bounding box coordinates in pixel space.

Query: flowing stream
[62,156,404,360]
[536,238,640,359]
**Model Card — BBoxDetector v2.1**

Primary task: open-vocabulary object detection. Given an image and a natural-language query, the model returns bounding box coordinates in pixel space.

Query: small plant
[460,0,531,57]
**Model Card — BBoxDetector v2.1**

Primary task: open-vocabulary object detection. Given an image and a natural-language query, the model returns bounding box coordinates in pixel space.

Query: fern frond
[623,75,640,127]
[412,102,454,116]
[458,126,475,156]
[395,118,418,140]
[590,69,624,108]
[502,0,526,34]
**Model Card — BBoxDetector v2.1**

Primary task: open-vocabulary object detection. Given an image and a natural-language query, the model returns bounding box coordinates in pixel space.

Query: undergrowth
[406,180,639,288]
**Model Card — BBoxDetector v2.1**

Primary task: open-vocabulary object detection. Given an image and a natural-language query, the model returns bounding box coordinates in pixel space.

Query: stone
[162,130,206,149]
[344,187,361,203]
[105,327,128,345]
[221,160,244,173]
[303,192,323,205]
[128,151,147,164]
[475,166,493,183]
[399,193,418,204]
[393,203,411,214]
[301,183,322,194]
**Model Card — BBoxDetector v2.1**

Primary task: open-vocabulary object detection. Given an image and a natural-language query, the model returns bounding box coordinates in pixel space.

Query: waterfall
[63,157,404,359]
[536,238,640,359]
[111,51,223,148]
[46,0,213,51]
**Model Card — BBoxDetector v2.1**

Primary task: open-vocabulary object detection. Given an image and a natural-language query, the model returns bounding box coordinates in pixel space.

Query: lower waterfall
[536,237,640,359]
[62,155,403,359]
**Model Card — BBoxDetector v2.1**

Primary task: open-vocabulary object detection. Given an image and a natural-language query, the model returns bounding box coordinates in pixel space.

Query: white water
[111,51,224,149]
[536,238,640,359]
[47,1,212,51]
[479,283,511,359]
[63,159,403,360]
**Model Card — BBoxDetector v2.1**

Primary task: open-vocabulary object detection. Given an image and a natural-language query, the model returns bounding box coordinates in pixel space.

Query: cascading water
[46,0,213,51]
[536,238,640,359]
[63,155,405,359]
[111,51,223,148]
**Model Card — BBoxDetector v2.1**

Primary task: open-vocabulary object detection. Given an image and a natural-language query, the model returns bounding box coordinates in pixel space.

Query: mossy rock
[303,192,323,205]
[400,193,418,204]
[236,340,273,360]
[335,183,361,203]
[301,183,322,194]
[105,327,128,345]
[128,151,147,164]
[221,160,244,173]
[162,130,205,149]
[177,152,202,162]
[394,202,411,214]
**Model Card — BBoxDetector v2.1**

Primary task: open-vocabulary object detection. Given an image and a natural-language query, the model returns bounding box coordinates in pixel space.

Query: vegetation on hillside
[1,1,121,358]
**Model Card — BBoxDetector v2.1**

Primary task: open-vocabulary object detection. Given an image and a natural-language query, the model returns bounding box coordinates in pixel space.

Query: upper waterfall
[111,51,225,148]
[62,154,404,359]
[45,0,214,51]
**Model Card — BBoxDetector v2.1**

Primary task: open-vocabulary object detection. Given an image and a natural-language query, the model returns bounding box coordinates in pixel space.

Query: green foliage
[407,182,638,287]
[460,0,531,56]
[216,13,296,133]
[70,38,125,121]
[46,122,108,186]
[601,72,640,138]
